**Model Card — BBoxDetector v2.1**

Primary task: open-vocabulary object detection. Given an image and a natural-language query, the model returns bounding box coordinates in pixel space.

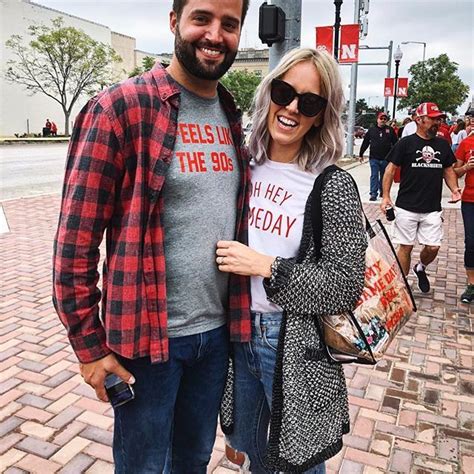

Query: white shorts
[391,207,443,246]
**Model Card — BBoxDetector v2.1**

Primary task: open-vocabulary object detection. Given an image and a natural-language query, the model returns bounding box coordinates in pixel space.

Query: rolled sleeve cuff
[263,256,294,298]
[69,326,112,363]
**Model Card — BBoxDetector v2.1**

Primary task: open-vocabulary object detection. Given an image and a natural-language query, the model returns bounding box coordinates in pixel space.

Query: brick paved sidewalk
[0,195,472,473]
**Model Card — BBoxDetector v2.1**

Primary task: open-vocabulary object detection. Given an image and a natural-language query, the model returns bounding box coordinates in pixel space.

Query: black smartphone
[385,206,395,221]
[104,373,135,408]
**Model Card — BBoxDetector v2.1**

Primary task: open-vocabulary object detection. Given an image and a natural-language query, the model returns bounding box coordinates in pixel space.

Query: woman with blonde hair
[216,48,367,472]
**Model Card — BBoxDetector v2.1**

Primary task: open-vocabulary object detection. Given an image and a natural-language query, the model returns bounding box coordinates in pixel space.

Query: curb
[0,138,70,145]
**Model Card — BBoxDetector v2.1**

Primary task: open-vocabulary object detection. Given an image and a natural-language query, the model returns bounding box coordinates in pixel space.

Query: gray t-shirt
[161,86,240,337]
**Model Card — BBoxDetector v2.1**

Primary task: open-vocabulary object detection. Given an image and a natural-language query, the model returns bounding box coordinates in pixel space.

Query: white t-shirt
[401,120,417,138]
[455,129,467,145]
[249,159,320,313]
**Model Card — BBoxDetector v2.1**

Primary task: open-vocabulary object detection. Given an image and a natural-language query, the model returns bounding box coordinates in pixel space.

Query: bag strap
[311,165,371,260]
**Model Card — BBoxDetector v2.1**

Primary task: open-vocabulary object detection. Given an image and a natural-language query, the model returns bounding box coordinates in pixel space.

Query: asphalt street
[0,143,68,201]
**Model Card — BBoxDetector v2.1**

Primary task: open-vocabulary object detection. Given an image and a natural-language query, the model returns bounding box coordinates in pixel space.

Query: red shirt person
[455,130,474,303]
[437,118,452,144]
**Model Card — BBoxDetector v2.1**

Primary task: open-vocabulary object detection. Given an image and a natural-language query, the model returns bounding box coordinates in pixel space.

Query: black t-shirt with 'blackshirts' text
[386,134,456,213]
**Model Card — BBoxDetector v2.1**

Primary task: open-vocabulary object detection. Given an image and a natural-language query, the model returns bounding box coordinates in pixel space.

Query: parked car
[354,126,367,138]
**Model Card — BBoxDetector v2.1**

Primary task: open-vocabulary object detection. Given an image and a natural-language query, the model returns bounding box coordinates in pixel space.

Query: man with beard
[53,1,250,472]
[381,102,461,293]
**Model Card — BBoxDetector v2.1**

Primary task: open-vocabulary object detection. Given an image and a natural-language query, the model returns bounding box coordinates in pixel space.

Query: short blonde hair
[248,48,345,171]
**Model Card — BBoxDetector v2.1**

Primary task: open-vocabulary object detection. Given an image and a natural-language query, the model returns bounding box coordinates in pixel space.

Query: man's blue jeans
[369,158,388,198]
[227,312,326,474]
[112,325,229,474]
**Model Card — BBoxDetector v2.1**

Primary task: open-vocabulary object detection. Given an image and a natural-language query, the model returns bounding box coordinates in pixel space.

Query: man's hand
[80,353,135,403]
[448,188,462,204]
[380,196,393,214]
[216,241,275,278]
[359,156,364,163]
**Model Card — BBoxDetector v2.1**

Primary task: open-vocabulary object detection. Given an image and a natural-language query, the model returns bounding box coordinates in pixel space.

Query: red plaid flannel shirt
[53,65,251,364]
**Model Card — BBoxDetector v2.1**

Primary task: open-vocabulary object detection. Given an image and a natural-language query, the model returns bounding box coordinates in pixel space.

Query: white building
[0,0,161,137]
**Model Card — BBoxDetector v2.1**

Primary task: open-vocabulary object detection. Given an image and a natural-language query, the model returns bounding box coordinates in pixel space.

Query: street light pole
[392,45,403,120]
[333,0,343,61]
[401,40,426,78]
[402,41,426,63]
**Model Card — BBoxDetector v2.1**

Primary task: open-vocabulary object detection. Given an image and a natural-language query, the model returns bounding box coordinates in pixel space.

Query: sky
[35,0,474,116]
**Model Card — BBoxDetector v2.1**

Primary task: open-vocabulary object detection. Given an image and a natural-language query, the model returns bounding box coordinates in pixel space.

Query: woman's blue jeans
[112,325,229,473]
[462,201,474,269]
[227,312,326,474]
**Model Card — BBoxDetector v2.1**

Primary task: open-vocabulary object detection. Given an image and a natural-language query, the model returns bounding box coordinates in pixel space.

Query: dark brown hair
[172,0,250,24]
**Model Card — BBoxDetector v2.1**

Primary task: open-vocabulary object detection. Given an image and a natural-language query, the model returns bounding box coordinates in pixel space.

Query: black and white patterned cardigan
[221,169,368,473]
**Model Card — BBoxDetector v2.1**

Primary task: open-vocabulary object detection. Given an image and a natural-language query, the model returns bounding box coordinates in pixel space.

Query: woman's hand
[216,241,275,277]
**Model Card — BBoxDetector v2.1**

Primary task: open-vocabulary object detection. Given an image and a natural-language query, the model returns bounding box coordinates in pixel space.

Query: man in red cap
[359,111,398,200]
[381,102,461,293]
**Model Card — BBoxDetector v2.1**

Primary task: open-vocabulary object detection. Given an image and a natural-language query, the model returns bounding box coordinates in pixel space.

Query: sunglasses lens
[271,80,294,106]
[300,95,325,117]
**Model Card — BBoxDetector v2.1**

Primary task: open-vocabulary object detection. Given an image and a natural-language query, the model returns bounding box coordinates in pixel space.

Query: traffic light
[258,2,286,46]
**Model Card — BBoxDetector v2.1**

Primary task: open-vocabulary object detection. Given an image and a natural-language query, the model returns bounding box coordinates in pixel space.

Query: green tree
[220,70,261,113]
[355,99,384,129]
[398,54,469,114]
[128,56,157,78]
[356,98,369,114]
[5,17,122,135]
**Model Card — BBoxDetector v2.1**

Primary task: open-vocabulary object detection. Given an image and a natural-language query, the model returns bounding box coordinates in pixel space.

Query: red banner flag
[339,24,360,63]
[384,78,394,97]
[315,26,334,55]
[397,78,409,97]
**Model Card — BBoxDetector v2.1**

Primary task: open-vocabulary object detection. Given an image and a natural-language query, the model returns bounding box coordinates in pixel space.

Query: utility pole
[333,0,343,60]
[345,0,361,157]
[268,0,302,72]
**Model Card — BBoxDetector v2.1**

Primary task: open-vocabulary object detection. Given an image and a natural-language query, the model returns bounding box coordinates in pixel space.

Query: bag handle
[311,165,371,260]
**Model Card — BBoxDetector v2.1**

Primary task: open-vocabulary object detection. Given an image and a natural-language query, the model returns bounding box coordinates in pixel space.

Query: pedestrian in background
[398,117,412,139]
[217,47,367,473]
[401,109,417,137]
[53,0,250,472]
[451,121,467,152]
[43,118,52,137]
[359,111,398,201]
[388,119,399,137]
[50,121,58,136]
[437,116,452,144]
[465,113,474,136]
[454,116,474,303]
[381,102,461,293]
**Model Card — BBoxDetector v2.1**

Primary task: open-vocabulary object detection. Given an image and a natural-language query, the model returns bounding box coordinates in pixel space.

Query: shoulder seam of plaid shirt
[52,64,251,364]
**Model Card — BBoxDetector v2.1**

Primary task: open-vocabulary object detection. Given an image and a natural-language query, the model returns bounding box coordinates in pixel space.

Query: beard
[426,124,439,138]
[174,26,237,81]
[419,117,439,138]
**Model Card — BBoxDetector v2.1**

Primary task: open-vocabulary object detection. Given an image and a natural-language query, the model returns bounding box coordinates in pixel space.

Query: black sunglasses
[270,79,327,117]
